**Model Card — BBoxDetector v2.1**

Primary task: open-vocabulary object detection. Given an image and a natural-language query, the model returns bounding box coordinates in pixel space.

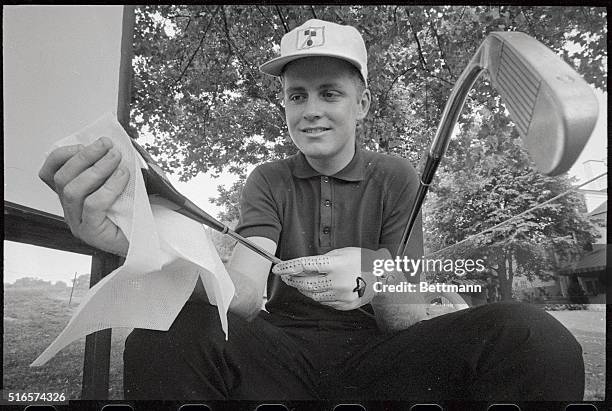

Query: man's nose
[302,97,322,121]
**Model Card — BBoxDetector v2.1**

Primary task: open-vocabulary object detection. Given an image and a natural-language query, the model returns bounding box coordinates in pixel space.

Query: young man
[39,19,584,401]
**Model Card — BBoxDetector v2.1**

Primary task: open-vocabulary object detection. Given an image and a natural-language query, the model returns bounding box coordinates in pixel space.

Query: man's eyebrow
[285,83,346,93]
[318,82,345,90]
[285,86,306,93]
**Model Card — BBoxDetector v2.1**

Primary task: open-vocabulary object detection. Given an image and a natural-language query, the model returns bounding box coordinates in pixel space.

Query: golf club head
[401,31,599,255]
[479,31,599,176]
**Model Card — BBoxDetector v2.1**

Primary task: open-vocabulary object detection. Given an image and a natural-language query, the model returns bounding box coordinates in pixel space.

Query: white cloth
[31,113,234,366]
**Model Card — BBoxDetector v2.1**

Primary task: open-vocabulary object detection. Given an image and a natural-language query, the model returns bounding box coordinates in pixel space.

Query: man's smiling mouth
[301,127,331,134]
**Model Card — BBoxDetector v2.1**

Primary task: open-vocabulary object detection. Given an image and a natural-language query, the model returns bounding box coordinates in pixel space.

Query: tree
[72,274,91,292]
[12,277,52,289]
[423,114,597,300]
[53,281,68,290]
[208,177,245,223]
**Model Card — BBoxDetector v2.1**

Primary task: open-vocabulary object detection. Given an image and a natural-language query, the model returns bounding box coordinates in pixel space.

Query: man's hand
[274,247,427,330]
[38,136,130,256]
[271,247,386,311]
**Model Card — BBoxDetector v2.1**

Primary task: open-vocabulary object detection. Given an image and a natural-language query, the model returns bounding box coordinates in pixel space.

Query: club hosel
[428,63,484,159]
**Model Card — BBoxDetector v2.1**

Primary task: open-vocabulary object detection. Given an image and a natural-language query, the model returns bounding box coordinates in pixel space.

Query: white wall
[3,6,126,284]
[3,5,125,215]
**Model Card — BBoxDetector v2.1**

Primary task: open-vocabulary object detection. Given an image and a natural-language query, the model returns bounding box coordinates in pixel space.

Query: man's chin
[301,149,329,159]
[300,146,343,161]
[293,139,355,162]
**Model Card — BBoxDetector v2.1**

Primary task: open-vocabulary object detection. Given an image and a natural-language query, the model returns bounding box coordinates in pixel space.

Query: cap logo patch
[297,26,325,49]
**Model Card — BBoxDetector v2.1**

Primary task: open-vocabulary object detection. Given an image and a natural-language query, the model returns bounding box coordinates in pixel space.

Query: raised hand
[39,136,130,256]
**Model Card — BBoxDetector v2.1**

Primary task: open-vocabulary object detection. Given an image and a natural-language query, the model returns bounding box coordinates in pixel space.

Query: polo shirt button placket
[320,176,332,248]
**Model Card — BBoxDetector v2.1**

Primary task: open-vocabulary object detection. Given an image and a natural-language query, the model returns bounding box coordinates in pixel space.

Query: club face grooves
[496,42,541,138]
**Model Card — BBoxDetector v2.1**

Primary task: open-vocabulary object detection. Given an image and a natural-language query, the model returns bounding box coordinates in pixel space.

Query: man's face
[282,57,370,166]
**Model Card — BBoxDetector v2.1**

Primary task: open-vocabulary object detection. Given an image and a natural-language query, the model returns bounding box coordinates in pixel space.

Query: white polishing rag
[31,113,235,366]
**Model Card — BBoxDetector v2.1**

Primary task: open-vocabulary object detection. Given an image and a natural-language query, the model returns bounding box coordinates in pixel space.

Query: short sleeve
[234,165,282,244]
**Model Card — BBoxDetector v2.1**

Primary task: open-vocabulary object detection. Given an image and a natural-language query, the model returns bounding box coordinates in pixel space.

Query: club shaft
[226,230,283,265]
[397,63,485,257]
[174,201,282,265]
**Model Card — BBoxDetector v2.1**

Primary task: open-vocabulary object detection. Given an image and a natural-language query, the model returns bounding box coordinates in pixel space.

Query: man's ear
[357,88,371,120]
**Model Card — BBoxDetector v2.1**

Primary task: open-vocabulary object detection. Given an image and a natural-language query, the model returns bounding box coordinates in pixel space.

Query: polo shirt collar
[292,148,365,182]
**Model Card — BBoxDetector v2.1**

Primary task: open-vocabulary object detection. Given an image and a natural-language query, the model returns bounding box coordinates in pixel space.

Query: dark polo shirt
[236,148,423,324]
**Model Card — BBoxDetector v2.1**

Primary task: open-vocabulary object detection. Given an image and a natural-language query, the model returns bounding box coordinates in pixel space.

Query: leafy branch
[275,5,290,33]
[219,6,286,124]
[174,5,222,86]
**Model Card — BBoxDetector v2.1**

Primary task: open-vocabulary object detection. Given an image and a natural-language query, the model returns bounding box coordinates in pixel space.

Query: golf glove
[271,247,388,311]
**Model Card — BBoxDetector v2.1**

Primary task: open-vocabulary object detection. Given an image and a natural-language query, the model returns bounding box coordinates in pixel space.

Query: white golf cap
[259,19,368,86]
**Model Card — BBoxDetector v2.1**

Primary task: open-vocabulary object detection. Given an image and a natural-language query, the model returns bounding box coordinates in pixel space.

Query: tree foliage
[131,6,606,299]
[131,5,606,179]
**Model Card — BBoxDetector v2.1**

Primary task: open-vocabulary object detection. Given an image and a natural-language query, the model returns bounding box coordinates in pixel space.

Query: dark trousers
[123,300,584,401]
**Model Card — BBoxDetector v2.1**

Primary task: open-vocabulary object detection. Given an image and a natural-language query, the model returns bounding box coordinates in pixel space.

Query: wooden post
[81,252,122,399]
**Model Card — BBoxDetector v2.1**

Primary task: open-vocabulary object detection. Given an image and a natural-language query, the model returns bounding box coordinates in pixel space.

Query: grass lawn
[4,288,606,401]
[547,308,606,401]
[3,287,128,400]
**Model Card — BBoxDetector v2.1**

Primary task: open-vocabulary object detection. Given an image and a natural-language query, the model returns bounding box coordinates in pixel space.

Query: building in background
[577,159,607,213]
[557,199,607,304]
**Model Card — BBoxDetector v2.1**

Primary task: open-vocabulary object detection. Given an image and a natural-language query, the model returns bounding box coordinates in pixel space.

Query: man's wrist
[362,247,426,330]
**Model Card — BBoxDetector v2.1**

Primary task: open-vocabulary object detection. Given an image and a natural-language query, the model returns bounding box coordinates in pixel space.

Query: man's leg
[123,301,318,400]
[332,301,584,401]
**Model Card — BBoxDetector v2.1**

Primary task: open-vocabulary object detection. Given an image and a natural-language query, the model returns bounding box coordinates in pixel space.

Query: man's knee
[478,301,583,364]
[482,302,575,334]
[463,302,584,399]
[476,300,548,322]
[170,301,228,340]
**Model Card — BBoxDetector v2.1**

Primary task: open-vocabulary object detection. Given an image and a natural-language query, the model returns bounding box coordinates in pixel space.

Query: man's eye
[322,91,340,99]
[289,94,306,103]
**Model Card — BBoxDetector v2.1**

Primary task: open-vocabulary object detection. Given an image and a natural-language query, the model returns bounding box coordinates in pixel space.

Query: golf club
[397,31,599,258]
[130,138,283,265]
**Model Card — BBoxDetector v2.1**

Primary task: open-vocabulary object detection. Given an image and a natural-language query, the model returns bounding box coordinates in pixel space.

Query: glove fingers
[285,270,320,278]
[282,274,333,292]
[272,258,305,275]
[272,255,332,276]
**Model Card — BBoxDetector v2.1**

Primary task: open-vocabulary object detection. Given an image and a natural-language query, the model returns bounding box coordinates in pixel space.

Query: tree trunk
[497,251,513,301]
